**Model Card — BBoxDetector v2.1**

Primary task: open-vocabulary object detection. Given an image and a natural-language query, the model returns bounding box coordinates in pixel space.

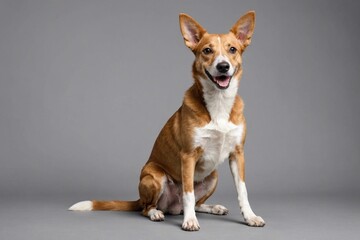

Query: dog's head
[179,12,255,90]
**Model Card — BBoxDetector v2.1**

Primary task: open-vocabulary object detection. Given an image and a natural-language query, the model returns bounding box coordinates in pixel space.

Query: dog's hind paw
[148,209,165,221]
[195,204,229,215]
[211,205,229,215]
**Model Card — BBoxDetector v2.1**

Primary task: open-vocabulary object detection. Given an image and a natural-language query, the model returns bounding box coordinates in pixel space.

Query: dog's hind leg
[138,162,166,221]
[194,171,229,215]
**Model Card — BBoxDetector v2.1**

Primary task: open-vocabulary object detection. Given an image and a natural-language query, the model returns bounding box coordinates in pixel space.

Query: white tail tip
[68,200,93,211]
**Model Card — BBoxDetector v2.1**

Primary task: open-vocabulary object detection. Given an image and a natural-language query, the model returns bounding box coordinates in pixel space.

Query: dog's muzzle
[204,68,232,89]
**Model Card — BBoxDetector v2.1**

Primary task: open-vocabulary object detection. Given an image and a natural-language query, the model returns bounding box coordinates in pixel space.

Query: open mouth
[204,69,232,89]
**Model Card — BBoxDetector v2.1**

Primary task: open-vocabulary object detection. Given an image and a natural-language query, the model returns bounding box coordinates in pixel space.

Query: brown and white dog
[69,11,265,231]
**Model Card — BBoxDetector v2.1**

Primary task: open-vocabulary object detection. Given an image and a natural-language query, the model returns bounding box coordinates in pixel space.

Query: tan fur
[92,200,141,211]
[72,11,259,229]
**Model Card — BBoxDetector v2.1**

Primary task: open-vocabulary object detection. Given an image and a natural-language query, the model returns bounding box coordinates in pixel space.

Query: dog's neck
[198,77,239,124]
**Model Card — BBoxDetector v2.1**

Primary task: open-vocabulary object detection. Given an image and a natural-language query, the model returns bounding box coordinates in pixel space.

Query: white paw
[182,218,200,231]
[68,201,93,211]
[212,205,229,215]
[148,209,165,221]
[245,215,265,227]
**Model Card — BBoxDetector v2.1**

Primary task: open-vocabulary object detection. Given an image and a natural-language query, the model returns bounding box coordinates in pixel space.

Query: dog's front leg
[180,148,202,231]
[229,146,265,227]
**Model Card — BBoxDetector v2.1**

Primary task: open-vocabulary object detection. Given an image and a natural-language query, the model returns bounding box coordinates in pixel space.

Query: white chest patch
[194,121,243,181]
[193,77,243,181]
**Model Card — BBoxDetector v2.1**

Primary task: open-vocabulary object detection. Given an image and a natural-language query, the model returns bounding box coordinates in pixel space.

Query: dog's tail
[68,199,142,211]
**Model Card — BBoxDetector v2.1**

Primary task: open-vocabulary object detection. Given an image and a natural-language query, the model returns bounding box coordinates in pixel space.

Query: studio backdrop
[0,0,359,201]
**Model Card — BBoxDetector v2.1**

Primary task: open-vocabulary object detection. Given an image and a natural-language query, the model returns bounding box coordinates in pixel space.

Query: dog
[69,11,265,231]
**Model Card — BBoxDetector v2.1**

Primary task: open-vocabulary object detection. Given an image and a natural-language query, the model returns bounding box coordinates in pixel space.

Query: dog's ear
[230,11,255,50]
[179,13,207,51]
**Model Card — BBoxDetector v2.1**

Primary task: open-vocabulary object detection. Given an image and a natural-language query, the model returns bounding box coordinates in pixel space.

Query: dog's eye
[229,47,237,54]
[202,48,213,55]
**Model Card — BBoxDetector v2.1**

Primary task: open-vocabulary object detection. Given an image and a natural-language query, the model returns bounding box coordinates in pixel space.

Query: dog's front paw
[182,218,200,231]
[245,215,265,227]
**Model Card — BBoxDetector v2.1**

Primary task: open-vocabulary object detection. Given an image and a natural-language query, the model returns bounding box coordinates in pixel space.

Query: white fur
[148,209,165,221]
[217,36,222,56]
[182,191,200,231]
[194,121,243,181]
[68,201,93,211]
[199,76,238,122]
[195,204,228,215]
[207,55,234,76]
[229,160,265,226]
[183,191,196,220]
[194,77,242,181]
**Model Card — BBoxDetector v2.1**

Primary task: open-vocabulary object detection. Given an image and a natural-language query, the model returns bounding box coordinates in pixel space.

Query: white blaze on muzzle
[203,37,236,89]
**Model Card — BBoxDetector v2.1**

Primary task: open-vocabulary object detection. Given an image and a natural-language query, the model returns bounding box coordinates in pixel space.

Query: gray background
[1,0,359,239]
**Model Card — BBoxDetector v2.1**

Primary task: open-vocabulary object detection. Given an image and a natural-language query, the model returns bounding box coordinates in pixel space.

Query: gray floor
[1,193,359,240]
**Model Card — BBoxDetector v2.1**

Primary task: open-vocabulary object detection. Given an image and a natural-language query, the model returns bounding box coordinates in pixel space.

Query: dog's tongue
[215,76,230,87]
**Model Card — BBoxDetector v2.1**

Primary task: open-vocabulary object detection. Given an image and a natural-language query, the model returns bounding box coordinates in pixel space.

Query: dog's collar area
[204,69,232,89]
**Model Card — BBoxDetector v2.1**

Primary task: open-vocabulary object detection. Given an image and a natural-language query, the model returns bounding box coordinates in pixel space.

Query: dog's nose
[216,62,230,73]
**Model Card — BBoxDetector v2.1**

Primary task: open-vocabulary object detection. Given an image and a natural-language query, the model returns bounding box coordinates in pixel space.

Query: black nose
[216,61,230,73]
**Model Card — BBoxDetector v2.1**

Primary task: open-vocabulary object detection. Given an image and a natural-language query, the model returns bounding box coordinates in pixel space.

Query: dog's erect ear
[179,13,207,50]
[230,11,255,50]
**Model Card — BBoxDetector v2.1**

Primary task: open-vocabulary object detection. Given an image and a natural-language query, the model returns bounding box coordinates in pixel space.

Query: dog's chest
[193,120,243,181]
[192,78,242,181]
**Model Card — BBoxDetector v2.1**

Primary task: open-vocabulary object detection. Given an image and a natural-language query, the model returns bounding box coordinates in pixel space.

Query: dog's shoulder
[182,84,210,125]
[230,95,245,126]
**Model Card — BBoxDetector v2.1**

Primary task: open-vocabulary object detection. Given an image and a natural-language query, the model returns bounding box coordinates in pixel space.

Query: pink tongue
[216,77,230,87]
